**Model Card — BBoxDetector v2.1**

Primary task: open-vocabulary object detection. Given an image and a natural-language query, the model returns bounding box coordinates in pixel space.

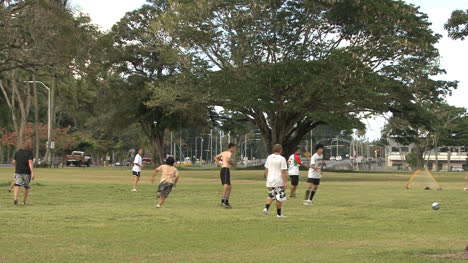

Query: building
[386,139,467,171]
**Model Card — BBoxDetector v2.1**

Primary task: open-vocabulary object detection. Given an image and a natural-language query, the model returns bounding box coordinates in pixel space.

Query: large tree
[151,0,453,155]
[105,4,209,164]
[0,0,100,161]
[445,9,468,40]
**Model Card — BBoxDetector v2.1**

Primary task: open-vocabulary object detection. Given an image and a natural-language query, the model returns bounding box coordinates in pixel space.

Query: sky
[71,0,468,140]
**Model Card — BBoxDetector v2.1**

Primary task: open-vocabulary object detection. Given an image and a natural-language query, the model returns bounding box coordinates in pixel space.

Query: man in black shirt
[12,140,35,205]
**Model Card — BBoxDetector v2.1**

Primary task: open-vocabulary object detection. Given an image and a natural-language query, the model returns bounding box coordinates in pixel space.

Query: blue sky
[71,0,468,140]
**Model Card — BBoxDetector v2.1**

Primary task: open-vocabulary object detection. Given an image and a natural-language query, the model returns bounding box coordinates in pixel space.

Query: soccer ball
[431,202,440,210]
[464,187,468,191]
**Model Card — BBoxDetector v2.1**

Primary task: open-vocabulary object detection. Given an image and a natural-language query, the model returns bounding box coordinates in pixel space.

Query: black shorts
[157,182,174,197]
[289,175,299,186]
[220,168,231,185]
[307,178,320,185]
[132,171,141,177]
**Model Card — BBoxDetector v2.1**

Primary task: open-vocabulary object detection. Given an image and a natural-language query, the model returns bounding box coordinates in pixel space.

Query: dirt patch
[426,252,468,260]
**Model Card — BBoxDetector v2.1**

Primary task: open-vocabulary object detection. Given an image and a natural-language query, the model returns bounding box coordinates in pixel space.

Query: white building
[387,139,467,171]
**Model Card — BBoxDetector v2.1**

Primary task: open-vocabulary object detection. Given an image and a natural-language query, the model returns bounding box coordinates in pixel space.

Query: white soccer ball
[431,202,440,210]
[464,187,468,191]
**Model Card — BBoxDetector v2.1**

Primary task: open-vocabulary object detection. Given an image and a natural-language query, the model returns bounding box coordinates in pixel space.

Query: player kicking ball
[287,147,308,198]
[151,157,179,208]
[263,144,288,218]
[214,143,237,208]
[304,144,324,206]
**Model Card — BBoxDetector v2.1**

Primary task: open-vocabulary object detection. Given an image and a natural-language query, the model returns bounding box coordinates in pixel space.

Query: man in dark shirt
[12,140,35,205]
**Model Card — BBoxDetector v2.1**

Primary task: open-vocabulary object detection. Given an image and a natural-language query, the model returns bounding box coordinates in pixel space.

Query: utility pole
[336,136,339,157]
[310,131,313,151]
[200,138,204,163]
[24,80,51,164]
[179,132,182,163]
[244,134,248,160]
[219,130,223,152]
[170,131,173,155]
[195,137,198,163]
[209,129,213,164]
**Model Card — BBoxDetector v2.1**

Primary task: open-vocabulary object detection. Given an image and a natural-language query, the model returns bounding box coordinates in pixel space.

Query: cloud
[71,0,146,31]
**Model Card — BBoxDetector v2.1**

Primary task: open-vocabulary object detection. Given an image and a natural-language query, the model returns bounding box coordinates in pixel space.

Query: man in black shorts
[214,143,236,208]
[12,140,35,205]
[304,144,324,206]
[287,147,308,198]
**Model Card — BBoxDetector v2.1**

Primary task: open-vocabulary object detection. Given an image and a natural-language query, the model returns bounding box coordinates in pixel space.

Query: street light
[24,80,52,164]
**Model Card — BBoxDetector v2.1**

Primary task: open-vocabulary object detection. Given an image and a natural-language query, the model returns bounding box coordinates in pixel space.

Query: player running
[151,157,179,208]
[131,148,143,192]
[12,140,35,205]
[304,144,325,206]
[263,144,288,218]
[287,147,308,198]
[214,143,237,208]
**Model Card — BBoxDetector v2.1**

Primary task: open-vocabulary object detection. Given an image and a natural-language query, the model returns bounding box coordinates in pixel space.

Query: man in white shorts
[304,144,324,205]
[131,148,143,192]
[262,144,288,218]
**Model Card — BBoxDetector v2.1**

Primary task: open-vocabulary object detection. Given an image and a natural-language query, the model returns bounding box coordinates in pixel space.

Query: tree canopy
[445,9,468,40]
[149,0,454,155]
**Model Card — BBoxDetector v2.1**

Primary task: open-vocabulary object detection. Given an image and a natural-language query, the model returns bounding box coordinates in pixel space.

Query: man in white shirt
[304,144,324,205]
[287,146,308,198]
[131,148,143,192]
[263,144,288,218]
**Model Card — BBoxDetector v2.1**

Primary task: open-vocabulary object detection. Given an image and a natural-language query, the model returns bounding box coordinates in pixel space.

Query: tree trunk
[415,145,424,169]
[0,78,19,141]
[1,70,31,150]
[447,148,451,171]
[150,134,164,165]
[141,119,166,166]
[251,111,321,158]
[434,135,439,172]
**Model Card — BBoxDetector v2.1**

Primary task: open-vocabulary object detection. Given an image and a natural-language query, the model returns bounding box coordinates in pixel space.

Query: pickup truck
[64,151,92,167]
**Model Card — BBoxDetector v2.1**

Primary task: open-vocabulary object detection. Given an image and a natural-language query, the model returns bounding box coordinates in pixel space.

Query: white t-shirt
[264,153,288,187]
[132,154,142,172]
[287,154,302,175]
[307,153,323,179]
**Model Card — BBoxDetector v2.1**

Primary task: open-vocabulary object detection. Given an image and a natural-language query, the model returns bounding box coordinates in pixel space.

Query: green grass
[0,167,467,263]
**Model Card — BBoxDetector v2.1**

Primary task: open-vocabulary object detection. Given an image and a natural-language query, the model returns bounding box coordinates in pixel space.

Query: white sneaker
[263,208,269,216]
[277,214,287,218]
[131,189,137,192]
[303,200,313,206]
[156,204,161,208]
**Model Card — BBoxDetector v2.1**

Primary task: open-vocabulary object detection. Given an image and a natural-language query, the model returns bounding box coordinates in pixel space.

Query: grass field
[0,167,467,263]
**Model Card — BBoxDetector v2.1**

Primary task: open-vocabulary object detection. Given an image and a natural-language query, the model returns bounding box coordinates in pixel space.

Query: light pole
[209,129,213,164]
[194,136,205,164]
[24,80,51,164]
[200,138,204,163]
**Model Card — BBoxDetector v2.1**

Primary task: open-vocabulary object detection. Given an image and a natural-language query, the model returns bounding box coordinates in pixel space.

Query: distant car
[329,156,336,161]
[451,167,464,172]
[336,156,343,161]
[64,151,91,167]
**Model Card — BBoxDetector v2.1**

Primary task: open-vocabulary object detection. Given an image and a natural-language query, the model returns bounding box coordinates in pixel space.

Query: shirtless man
[214,143,237,208]
[151,156,179,208]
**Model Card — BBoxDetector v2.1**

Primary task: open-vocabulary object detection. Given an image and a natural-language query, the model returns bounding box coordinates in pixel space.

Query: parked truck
[64,151,91,167]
